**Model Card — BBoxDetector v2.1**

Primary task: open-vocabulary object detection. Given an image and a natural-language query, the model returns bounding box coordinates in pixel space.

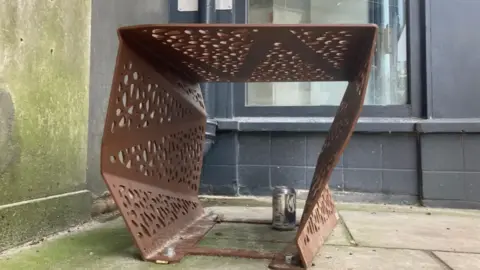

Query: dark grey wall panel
[421,134,463,171]
[200,165,237,195]
[238,132,270,166]
[238,165,270,196]
[201,132,238,195]
[466,173,480,202]
[307,168,344,191]
[382,170,418,196]
[202,132,419,197]
[271,166,306,190]
[306,134,328,167]
[381,134,417,170]
[421,134,480,204]
[203,132,237,166]
[463,134,480,171]
[423,172,465,200]
[344,136,382,169]
[202,131,480,203]
[271,133,306,167]
[87,0,169,195]
[428,0,480,118]
[344,169,383,193]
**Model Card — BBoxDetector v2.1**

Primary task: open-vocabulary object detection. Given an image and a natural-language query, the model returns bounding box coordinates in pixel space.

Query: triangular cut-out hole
[249,43,333,82]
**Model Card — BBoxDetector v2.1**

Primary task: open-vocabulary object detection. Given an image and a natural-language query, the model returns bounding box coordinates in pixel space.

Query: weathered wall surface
[0,0,92,250]
[88,0,169,195]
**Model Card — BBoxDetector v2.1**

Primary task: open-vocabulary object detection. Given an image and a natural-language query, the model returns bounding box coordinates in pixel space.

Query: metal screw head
[163,247,176,258]
[284,254,293,264]
[285,254,301,266]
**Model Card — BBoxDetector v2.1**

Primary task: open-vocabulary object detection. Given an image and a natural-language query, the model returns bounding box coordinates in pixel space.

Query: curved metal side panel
[100,40,207,260]
[295,34,377,268]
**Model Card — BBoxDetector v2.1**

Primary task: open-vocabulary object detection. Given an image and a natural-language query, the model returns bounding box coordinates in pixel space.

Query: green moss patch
[0,0,91,204]
[0,217,270,270]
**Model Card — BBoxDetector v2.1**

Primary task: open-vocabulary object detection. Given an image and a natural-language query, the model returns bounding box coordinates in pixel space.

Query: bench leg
[100,41,209,262]
[292,54,375,268]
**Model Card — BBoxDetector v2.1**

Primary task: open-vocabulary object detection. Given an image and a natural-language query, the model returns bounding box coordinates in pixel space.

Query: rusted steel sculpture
[101,24,377,268]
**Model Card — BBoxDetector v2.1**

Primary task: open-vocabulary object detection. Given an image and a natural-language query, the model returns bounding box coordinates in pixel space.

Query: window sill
[216,117,419,132]
[416,119,480,133]
[233,104,413,118]
[216,117,480,133]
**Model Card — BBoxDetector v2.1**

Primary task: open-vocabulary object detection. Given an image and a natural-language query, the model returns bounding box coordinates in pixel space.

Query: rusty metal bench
[100,24,377,269]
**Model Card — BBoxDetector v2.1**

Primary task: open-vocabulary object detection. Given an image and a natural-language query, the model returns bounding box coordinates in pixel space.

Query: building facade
[88,0,480,209]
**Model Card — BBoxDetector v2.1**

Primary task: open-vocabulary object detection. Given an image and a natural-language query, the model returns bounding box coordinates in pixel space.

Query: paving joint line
[425,250,454,270]
[338,212,358,246]
[324,243,480,255]
[203,236,294,244]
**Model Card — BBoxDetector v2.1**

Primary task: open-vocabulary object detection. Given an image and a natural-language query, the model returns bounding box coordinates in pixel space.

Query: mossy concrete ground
[0,0,91,250]
[1,201,480,270]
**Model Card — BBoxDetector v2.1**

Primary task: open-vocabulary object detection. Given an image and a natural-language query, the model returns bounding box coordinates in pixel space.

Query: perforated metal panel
[101,41,208,260]
[101,24,377,266]
[295,51,375,267]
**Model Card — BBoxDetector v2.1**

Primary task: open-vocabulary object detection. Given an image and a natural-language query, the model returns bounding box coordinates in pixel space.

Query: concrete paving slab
[312,246,444,270]
[336,202,480,217]
[325,222,353,246]
[207,206,351,245]
[198,237,286,252]
[0,217,272,270]
[434,251,480,270]
[201,221,352,252]
[5,203,479,270]
[206,206,304,222]
[204,223,296,243]
[89,256,270,270]
[340,210,480,252]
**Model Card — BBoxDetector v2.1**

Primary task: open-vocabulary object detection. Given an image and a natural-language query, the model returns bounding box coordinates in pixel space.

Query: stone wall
[0,0,92,250]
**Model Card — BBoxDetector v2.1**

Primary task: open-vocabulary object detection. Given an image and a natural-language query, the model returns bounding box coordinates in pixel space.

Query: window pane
[246,0,408,106]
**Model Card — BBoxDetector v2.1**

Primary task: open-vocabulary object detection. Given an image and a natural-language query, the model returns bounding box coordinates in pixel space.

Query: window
[246,0,408,107]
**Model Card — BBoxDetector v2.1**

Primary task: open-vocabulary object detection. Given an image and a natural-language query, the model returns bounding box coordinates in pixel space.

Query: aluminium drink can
[272,186,296,231]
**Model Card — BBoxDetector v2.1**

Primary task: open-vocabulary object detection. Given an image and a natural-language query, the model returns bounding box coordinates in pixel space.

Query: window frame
[233,0,423,118]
